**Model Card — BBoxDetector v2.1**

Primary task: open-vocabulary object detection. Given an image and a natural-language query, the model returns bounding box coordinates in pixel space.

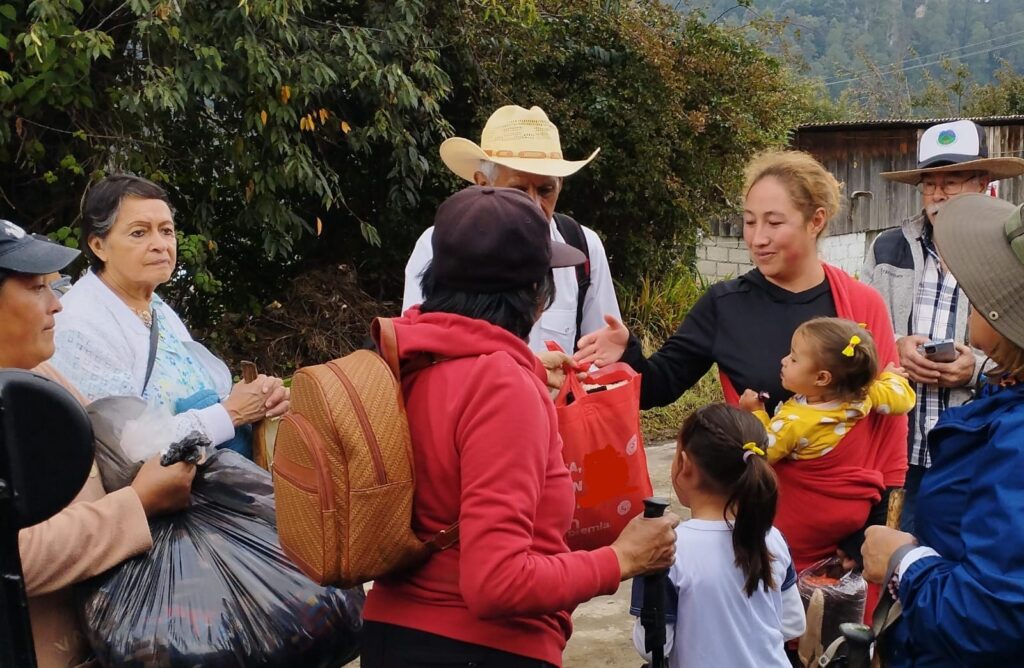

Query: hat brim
[439,137,599,183]
[550,239,586,269]
[933,193,1024,349]
[0,237,80,275]
[880,157,1024,185]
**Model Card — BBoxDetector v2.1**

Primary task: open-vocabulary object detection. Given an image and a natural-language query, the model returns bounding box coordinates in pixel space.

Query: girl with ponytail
[631,403,805,667]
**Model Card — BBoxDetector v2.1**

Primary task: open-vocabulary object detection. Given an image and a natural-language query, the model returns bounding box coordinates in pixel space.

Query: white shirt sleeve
[780,582,807,640]
[580,226,621,337]
[402,227,434,312]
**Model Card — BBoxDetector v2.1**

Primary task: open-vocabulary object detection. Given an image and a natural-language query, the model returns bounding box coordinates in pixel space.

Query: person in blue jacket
[862,192,1024,667]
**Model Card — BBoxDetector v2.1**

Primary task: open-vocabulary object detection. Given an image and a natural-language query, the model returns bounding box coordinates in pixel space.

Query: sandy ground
[349,440,682,667]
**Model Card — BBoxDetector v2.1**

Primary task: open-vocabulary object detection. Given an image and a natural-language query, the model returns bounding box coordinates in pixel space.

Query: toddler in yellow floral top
[739,317,916,464]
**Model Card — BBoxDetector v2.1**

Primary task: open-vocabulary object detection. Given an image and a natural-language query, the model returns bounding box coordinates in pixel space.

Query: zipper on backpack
[279,413,336,512]
[326,360,389,486]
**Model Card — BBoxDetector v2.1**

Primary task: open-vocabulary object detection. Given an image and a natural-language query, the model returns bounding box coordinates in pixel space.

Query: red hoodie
[362,309,621,666]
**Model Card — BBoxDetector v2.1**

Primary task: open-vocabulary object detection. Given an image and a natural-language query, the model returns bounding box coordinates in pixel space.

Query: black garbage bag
[79,398,364,667]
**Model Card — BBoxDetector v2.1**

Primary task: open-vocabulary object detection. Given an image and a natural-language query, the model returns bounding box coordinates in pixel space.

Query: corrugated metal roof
[798,115,1024,132]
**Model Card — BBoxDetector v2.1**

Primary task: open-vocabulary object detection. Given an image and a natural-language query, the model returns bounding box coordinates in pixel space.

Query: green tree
[1,0,823,327]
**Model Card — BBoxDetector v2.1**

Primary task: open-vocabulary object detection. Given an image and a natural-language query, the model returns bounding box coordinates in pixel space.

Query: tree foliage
[1,0,819,323]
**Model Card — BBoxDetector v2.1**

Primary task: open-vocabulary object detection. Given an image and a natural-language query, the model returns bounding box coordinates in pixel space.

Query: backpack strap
[373,317,402,379]
[372,316,460,553]
[553,213,591,352]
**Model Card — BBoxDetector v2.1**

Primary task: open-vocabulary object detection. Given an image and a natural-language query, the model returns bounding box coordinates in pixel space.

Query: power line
[825,35,1024,87]
[823,27,1024,84]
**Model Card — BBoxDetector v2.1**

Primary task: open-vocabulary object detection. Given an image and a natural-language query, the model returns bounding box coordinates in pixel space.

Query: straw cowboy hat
[881,120,1024,185]
[439,105,600,182]
[933,192,1024,349]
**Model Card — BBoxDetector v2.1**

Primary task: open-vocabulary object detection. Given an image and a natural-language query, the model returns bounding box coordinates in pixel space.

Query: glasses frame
[916,174,982,196]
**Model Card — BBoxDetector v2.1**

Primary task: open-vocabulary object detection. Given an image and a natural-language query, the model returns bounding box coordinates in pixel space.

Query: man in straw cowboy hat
[861,119,1024,531]
[402,105,621,354]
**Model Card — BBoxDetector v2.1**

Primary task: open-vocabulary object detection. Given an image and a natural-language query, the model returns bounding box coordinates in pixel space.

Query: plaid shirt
[908,232,960,467]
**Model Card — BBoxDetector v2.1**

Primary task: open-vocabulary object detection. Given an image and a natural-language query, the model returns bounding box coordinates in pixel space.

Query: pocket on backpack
[274,416,339,584]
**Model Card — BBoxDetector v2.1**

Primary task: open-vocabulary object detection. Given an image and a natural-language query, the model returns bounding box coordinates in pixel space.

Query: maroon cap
[431,186,586,292]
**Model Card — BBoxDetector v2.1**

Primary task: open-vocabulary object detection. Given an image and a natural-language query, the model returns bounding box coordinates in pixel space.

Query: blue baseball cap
[0,219,80,274]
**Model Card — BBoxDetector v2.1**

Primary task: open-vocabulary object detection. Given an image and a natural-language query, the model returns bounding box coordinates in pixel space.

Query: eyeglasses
[917,175,981,196]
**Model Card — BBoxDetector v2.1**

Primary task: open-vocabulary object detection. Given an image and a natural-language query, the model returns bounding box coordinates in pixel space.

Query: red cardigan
[720,264,908,571]
[363,309,621,667]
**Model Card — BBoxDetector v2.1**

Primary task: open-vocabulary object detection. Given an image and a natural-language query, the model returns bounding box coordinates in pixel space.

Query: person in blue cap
[0,218,195,668]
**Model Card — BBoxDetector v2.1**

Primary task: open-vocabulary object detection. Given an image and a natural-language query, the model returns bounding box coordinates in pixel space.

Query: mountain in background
[677,0,1024,116]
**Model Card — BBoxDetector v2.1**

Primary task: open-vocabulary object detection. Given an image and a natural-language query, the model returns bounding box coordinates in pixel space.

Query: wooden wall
[708,121,1024,238]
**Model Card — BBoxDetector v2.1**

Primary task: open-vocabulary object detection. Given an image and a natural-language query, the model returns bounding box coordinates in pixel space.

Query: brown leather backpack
[272,318,458,587]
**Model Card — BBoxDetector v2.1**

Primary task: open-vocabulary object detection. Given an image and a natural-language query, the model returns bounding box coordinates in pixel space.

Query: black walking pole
[0,370,94,668]
[640,497,671,668]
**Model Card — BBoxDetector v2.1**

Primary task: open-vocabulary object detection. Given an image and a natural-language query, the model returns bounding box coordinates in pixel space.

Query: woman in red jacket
[361,186,679,668]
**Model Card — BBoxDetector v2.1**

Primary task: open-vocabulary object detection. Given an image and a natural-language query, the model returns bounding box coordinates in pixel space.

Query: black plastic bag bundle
[797,556,867,667]
[80,397,364,667]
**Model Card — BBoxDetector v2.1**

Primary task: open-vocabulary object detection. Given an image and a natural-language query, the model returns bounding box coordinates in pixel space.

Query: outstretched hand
[573,315,630,368]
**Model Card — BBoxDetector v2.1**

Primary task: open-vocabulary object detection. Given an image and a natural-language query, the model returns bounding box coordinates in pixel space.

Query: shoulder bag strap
[553,213,591,351]
[143,309,159,393]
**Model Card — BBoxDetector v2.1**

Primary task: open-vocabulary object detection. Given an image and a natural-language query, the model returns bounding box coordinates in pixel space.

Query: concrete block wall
[695,231,869,283]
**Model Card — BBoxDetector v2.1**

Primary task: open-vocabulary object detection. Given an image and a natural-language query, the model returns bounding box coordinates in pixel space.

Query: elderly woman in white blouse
[51,175,289,456]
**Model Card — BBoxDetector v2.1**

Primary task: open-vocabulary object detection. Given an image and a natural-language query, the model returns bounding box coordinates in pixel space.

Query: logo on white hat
[0,220,26,240]
[937,129,957,146]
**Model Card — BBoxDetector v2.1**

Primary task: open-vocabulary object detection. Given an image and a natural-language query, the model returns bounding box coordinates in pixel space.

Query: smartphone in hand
[917,338,958,363]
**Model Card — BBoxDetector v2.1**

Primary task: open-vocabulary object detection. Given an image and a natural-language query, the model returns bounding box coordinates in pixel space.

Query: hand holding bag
[547,343,653,551]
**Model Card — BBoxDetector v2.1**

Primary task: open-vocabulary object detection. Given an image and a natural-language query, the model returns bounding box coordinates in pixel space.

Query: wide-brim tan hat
[933,193,1024,349]
[881,158,1024,185]
[439,105,599,182]
[882,119,1024,185]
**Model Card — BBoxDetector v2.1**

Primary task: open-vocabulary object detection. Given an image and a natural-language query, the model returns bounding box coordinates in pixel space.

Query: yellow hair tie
[857,322,869,330]
[841,335,862,357]
[742,442,765,457]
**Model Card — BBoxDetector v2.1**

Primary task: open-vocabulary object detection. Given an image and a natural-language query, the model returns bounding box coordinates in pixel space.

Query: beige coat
[19,362,152,668]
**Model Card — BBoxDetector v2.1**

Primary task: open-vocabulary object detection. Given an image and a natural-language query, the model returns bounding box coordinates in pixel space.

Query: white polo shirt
[402,218,621,354]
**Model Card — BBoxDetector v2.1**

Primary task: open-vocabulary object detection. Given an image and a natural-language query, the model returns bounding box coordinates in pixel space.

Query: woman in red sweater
[361,186,679,668]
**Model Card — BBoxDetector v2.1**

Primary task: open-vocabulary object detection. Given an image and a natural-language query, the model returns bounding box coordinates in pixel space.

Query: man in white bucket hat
[402,105,621,354]
[862,119,1024,531]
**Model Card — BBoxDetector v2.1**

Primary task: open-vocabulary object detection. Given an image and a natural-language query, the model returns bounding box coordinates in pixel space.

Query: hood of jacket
[382,307,544,379]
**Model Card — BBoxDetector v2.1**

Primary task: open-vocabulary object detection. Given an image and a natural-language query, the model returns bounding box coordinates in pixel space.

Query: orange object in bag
[547,342,653,551]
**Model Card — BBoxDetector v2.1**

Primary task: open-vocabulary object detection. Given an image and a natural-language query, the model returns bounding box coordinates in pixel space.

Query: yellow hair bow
[842,335,862,357]
[742,442,765,457]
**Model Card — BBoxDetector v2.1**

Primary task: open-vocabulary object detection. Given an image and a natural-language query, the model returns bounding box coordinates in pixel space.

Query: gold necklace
[133,307,153,329]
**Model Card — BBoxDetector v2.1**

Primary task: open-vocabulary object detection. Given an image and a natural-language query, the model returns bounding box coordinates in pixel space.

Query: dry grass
[616,264,724,443]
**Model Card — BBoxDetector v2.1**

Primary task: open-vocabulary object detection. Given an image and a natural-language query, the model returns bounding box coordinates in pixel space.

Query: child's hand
[883,362,910,379]
[739,389,765,413]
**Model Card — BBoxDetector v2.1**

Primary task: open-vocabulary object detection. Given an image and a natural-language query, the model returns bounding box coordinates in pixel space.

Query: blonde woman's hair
[744,150,843,237]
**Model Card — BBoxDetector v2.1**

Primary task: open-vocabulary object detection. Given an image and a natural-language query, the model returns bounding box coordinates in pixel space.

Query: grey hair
[80,175,172,272]
[478,160,500,182]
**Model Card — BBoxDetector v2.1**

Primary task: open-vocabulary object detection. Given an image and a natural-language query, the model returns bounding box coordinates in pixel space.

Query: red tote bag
[548,344,653,551]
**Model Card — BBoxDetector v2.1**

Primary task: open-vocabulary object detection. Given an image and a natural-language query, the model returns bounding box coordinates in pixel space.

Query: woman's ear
[87,235,107,264]
[809,207,827,238]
